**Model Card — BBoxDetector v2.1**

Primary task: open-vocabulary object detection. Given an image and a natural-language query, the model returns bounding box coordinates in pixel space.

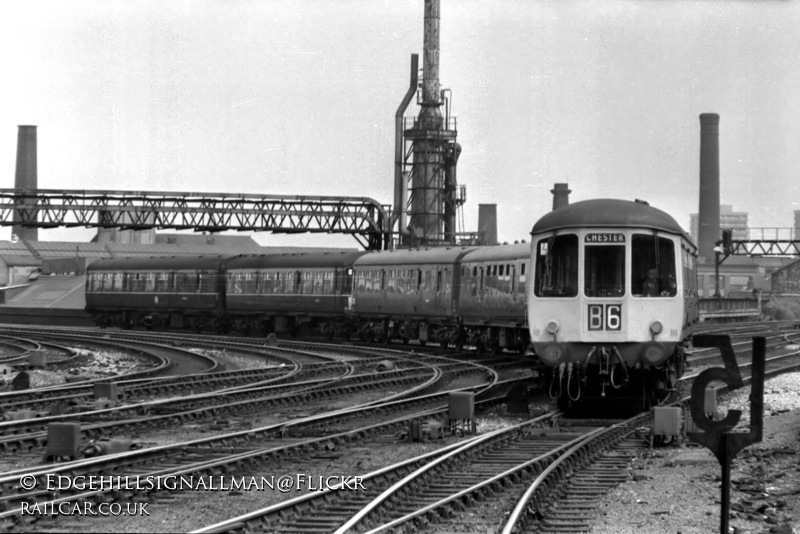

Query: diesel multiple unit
[86,198,699,407]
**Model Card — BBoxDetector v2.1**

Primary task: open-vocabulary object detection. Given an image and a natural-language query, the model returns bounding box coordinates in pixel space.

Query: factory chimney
[477,204,497,245]
[13,125,39,242]
[698,113,720,263]
[551,183,571,211]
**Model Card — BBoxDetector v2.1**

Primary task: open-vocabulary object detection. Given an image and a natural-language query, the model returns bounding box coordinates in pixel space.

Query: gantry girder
[729,240,800,257]
[0,189,390,250]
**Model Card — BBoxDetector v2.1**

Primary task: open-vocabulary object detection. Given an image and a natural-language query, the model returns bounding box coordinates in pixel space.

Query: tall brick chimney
[13,125,39,241]
[697,113,720,263]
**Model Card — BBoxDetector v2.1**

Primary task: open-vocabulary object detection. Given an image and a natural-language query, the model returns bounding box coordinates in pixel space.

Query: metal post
[714,250,721,297]
[720,437,731,534]
[689,336,765,534]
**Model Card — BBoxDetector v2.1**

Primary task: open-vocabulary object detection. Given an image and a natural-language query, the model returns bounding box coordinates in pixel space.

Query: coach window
[585,244,625,297]
[145,273,156,292]
[315,271,323,294]
[199,272,213,293]
[298,272,309,294]
[343,268,354,294]
[269,272,280,293]
[244,272,257,294]
[354,270,364,293]
[534,234,578,297]
[632,234,677,297]
[385,270,394,293]
[257,271,267,294]
[293,272,302,294]
[510,265,517,292]
[155,273,169,292]
[322,271,332,294]
[365,270,374,293]
[280,272,289,294]
[228,274,240,294]
[173,273,185,293]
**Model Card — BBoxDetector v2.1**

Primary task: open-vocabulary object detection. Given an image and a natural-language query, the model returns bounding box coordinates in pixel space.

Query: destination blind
[584,233,625,243]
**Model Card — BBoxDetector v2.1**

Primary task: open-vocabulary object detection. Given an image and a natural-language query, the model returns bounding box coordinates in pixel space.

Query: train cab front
[528,207,693,408]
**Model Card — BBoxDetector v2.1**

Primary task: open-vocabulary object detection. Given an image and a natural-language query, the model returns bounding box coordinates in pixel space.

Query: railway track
[4,324,794,533]
[186,412,648,534]
[0,372,528,531]
[0,335,78,366]
[0,362,442,454]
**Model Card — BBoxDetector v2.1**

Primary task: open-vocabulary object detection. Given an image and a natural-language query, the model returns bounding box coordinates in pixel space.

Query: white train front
[527,198,699,408]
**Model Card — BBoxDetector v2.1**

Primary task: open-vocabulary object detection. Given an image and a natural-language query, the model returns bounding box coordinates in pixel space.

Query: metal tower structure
[394,0,466,248]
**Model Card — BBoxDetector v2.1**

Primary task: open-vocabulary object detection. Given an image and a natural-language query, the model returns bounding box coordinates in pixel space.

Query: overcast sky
[2,0,799,247]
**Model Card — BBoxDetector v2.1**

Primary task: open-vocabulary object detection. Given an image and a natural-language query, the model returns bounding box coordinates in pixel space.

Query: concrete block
[653,406,681,436]
[93,382,118,401]
[46,422,81,458]
[448,392,474,420]
[98,438,133,455]
[28,352,47,368]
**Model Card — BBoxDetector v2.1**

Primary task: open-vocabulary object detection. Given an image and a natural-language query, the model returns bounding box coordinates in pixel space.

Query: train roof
[354,246,478,267]
[87,255,230,272]
[531,199,688,236]
[225,250,368,270]
[460,242,531,262]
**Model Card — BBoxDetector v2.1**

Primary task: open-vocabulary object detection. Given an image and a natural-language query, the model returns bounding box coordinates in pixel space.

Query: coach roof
[225,250,367,270]
[354,246,477,267]
[531,198,687,236]
[87,255,230,271]
[461,242,531,263]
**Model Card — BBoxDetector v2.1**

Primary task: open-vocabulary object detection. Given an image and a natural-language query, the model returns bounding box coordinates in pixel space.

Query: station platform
[0,276,91,327]
[0,275,86,309]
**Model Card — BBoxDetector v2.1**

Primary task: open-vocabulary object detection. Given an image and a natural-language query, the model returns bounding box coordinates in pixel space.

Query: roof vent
[634,199,650,205]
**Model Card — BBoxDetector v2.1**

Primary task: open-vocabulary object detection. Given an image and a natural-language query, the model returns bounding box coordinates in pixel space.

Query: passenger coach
[351,246,476,346]
[85,255,229,331]
[224,250,367,337]
[458,243,531,353]
[527,198,699,407]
